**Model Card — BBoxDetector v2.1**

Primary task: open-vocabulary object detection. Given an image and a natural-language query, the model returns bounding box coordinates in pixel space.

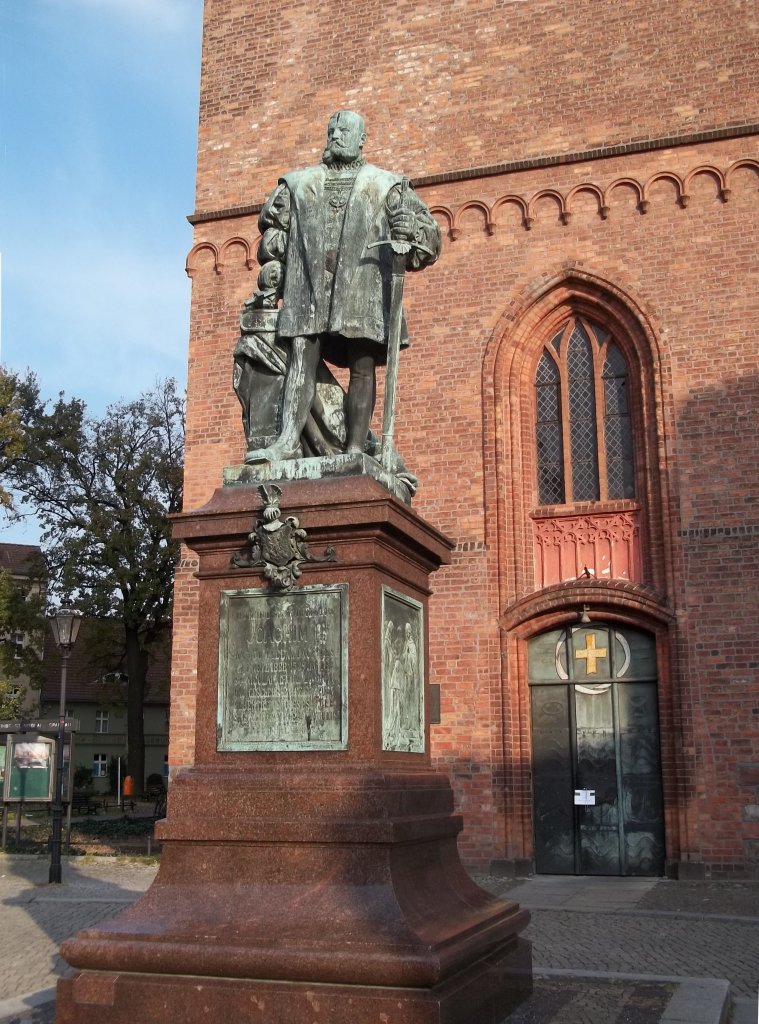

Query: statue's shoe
[244,444,301,464]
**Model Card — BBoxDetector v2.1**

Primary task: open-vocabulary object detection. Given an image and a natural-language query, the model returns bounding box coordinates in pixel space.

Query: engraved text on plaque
[217,584,348,751]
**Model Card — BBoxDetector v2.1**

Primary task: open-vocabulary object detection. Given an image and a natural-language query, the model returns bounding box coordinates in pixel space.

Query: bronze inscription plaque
[217,584,348,751]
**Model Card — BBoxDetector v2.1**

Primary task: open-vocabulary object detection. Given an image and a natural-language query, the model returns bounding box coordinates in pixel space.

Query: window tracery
[535,318,634,506]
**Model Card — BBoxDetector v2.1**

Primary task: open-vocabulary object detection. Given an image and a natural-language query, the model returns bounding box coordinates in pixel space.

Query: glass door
[529,625,664,876]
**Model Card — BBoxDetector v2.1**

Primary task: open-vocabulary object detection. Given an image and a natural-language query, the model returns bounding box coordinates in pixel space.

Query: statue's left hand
[389,208,417,242]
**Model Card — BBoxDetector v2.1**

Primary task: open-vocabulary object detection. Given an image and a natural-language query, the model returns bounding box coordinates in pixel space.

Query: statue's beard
[322,141,363,168]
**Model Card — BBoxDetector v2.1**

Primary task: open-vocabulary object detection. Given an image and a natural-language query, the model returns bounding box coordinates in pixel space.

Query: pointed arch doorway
[528,623,665,876]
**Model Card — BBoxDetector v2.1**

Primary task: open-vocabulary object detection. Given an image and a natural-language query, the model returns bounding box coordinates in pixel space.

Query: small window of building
[95,710,109,734]
[11,632,24,660]
[92,754,108,778]
[1,630,25,663]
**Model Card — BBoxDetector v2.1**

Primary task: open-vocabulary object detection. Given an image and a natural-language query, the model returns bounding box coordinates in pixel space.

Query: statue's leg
[232,355,252,440]
[345,341,377,454]
[245,335,321,463]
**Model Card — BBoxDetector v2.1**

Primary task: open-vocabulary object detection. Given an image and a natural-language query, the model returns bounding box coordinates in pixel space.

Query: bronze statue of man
[245,110,441,463]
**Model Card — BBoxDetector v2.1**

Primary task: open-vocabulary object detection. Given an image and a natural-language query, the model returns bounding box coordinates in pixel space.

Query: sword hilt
[368,239,436,257]
[367,177,434,257]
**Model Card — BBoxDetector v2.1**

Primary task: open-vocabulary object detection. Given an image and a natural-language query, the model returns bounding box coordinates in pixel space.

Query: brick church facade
[172,0,759,877]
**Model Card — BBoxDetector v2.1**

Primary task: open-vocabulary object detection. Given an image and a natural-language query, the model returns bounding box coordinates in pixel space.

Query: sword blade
[381,253,406,470]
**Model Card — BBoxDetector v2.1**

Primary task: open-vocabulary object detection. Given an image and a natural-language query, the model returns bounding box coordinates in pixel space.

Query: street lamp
[48,607,82,884]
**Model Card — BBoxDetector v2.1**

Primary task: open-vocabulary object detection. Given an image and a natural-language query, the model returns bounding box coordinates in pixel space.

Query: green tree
[0,366,41,514]
[0,562,47,717]
[11,379,184,793]
[0,681,23,720]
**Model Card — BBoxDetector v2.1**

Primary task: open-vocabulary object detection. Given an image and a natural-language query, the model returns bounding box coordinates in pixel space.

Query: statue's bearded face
[323,111,366,164]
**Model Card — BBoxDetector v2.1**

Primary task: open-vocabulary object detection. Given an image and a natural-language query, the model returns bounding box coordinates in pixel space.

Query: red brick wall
[195,0,759,213]
[172,0,759,875]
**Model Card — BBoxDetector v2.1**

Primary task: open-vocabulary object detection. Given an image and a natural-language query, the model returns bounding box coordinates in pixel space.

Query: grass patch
[2,813,161,856]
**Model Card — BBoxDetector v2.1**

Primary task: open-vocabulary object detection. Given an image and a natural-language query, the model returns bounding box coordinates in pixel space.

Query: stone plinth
[56,475,531,1024]
[224,451,416,504]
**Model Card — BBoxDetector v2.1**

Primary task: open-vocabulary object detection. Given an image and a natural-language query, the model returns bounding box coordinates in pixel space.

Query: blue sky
[0,0,204,541]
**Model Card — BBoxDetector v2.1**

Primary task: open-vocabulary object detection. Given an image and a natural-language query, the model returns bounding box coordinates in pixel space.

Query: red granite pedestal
[56,474,531,1024]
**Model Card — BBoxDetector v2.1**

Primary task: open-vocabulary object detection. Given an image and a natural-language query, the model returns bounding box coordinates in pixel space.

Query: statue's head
[323,110,366,165]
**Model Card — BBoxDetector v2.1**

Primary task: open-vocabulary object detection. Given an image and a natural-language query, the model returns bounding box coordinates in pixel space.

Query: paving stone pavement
[0,855,156,1015]
[475,875,759,998]
[477,874,759,1023]
[1,856,757,1024]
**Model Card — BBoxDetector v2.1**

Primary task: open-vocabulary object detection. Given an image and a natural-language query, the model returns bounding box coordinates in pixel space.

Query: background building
[0,543,169,796]
[39,623,170,795]
[172,0,759,877]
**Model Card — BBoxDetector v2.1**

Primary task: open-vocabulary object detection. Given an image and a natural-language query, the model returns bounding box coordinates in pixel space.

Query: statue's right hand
[389,208,417,242]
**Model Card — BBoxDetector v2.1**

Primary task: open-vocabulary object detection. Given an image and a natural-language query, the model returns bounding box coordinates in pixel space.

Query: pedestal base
[56,767,531,1023]
[57,940,531,1024]
[55,479,532,1022]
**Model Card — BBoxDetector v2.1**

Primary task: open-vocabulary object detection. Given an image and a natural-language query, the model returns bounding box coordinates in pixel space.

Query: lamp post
[48,607,82,884]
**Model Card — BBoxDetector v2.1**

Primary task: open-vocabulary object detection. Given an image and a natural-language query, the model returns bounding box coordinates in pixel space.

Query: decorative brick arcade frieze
[186,156,759,275]
[532,507,642,589]
[432,158,759,237]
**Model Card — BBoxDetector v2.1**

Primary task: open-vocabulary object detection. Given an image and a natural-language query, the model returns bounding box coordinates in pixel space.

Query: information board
[3,735,55,802]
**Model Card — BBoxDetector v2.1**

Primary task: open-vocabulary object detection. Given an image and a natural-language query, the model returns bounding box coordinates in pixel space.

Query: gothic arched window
[535,319,635,506]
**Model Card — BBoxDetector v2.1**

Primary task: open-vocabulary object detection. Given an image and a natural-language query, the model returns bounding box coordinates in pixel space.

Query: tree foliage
[0,366,40,514]
[0,681,23,721]
[0,563,47,717]
[10,379,184,792]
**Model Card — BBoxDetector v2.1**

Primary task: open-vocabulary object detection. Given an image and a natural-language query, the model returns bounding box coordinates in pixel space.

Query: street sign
[0,718,80,733]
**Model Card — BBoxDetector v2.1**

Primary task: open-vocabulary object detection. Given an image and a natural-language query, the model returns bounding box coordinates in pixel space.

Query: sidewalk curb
[660,979,730,1024]
[0,987,55,1021]
[525,905,759,924]
[535,969,731,1024]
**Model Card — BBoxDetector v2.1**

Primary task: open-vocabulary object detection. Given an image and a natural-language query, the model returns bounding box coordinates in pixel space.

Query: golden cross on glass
[575,632,608,675]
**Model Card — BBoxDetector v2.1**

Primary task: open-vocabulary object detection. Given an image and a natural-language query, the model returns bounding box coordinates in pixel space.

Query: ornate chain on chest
[324,172,358,211]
